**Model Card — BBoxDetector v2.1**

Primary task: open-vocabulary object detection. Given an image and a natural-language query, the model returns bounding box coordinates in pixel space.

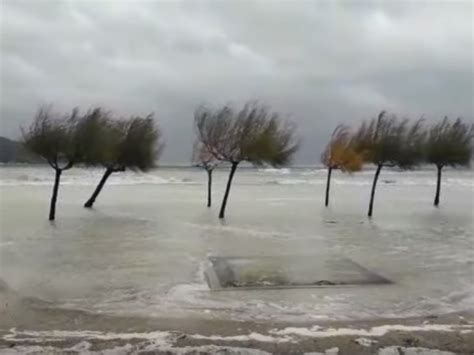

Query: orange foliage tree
[321,125,363,206]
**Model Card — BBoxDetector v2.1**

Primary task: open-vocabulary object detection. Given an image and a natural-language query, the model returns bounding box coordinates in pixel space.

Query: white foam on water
[269,323,474,338]
[0,341,272,354]
[158,345,271,354]
[304,347,340,355]
[159,283,323,323]
[354,337,378,347]
[378,346,455,355]
[264,178,322,185]
[141,275,473,324]
[164,283,211,306]
[0,345,58,354]
[3,328,175,343]
[0,173,196,187]
[189,332,293,343]
[1,330,273,354]
[262,176,473,187]
[1,324,471,354]
[258,168,292,175]
[2,167,472,190]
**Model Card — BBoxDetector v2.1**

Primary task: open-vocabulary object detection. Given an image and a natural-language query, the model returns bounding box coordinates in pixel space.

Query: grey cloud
[1,0,472,164]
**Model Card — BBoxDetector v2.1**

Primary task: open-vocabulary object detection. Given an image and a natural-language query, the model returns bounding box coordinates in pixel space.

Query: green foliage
[117,115,163,172]
[425,117,473,168]
[75,107,112,166]
[353,111,425,169]
[86,114,163,172]
[23,106,163,172]
[76,111,163,172]
[194,102,299,166]
[396,118,426,169]
[22,105,80,170]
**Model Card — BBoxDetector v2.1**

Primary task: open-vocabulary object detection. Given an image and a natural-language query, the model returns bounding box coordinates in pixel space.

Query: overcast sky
[1,0,472,164]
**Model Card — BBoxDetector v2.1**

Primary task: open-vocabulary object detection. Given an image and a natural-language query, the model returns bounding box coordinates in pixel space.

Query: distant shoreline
[1,162,473,172]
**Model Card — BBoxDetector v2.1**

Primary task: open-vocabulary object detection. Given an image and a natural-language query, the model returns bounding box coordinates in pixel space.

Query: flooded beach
[2,0,473,352]
[1,166,472,326]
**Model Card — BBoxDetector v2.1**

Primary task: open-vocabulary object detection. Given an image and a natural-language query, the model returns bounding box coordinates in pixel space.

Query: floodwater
[0,165,473,324]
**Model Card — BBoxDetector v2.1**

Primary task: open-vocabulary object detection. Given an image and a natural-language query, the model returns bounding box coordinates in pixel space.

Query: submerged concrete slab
[204,255,391,290]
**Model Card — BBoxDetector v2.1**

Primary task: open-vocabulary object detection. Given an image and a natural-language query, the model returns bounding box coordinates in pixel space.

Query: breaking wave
[264,178,473,187]
[0,174,197,186]
[1,166,472,188]
[258,168,292,175]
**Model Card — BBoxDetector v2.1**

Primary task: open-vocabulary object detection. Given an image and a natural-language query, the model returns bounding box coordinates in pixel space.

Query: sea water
[0,165,472,323]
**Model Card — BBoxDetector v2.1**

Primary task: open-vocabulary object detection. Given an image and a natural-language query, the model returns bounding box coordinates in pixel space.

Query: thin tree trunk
[219,162,238,219]
[84,168,113,208]
[368,164,382,217]
[434,165,443,207]
[325,167,332,207]
[49,168,62,221]
[207,168,212,207]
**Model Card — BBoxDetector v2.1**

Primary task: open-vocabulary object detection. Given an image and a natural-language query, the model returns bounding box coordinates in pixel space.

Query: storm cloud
[1,0,472,164]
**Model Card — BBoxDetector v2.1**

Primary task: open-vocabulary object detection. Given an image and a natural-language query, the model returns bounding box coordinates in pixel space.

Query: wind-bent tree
[425,117,473,206]
[75,107,112,167]
[354,111,425,217]
[195,102,299,219]
[22,106,80,221]
[192,142,219,207]
[84,114,163,208]
[321,125,363,206]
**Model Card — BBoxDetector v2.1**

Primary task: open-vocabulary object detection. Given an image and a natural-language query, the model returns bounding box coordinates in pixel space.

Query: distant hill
[0,136,42,163]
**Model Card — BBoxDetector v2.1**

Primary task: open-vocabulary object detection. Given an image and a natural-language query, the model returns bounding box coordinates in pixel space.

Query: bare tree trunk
[325,167,332,207]
[434,165,443,207]
[368,164,382,217]
[49,168,62,221]
[207,168,212,207]
[219,162,238,219]
[84,168,113,208]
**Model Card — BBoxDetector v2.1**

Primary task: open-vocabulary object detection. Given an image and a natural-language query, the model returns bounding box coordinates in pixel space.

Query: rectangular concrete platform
[204,255,391,290]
